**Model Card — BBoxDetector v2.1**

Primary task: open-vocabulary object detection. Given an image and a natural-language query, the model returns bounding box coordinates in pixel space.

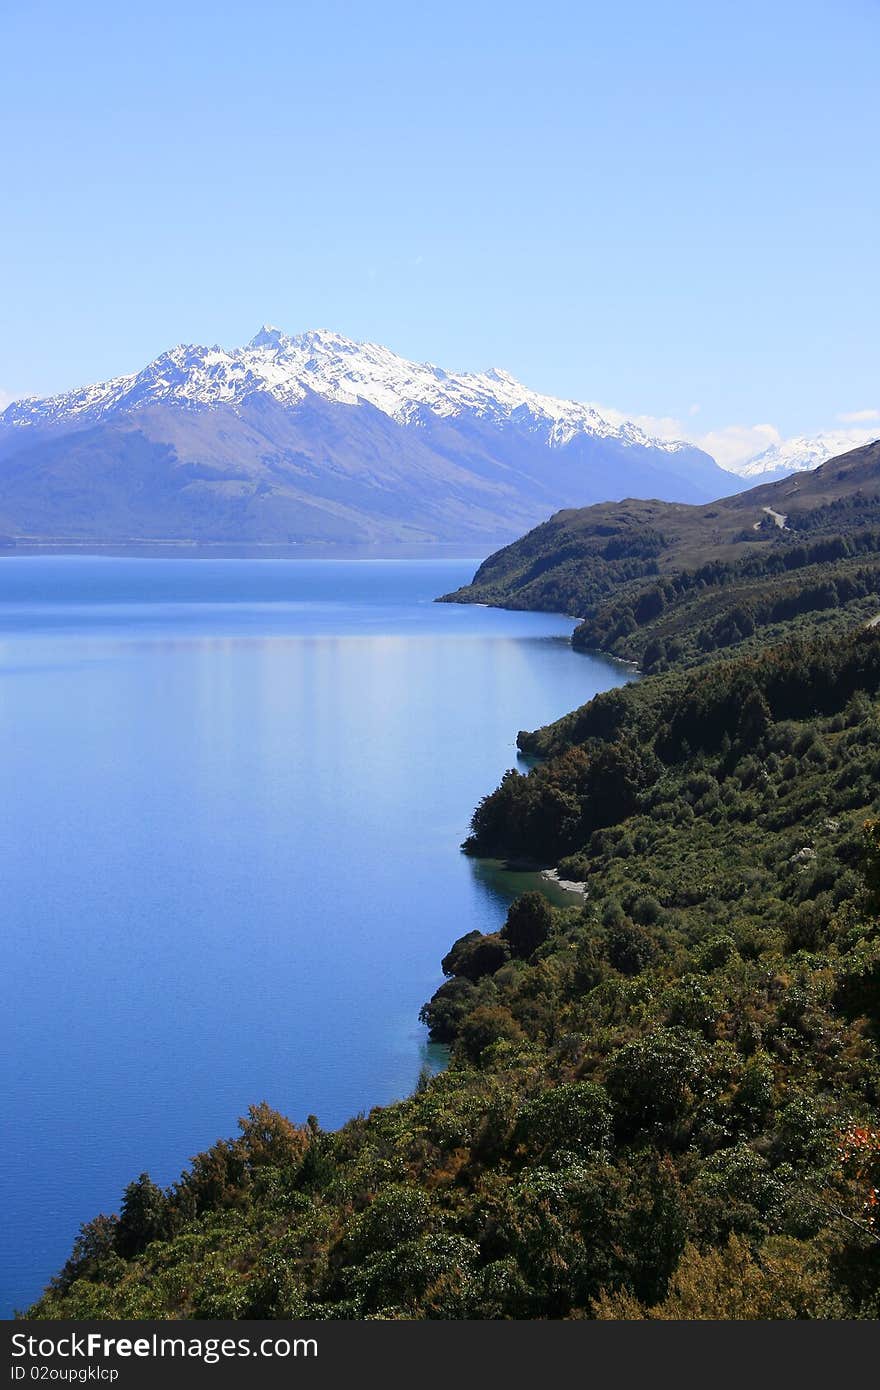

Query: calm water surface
[0,557,630,1313]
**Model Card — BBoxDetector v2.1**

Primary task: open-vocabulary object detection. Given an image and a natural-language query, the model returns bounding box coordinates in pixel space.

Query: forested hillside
[26,451,880,1321]
[28,616,880,1317]
[443,442,880,682]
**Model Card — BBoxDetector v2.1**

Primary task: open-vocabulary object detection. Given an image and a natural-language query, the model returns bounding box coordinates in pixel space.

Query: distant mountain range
[723,431,879,486]
[0,328,736,545]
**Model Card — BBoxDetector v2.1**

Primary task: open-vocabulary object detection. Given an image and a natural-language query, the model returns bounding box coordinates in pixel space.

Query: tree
[349,1184,432,1259]
[237,1102,310,1169]
[502,892,553,958]
[517,1082,612,1158]
[861,817,880,909]
[737,688,772,747]
[606,1028,708,1142]
[51,1214,119,1293]
[115,1173,169,1259]
[606,919,657,976]
[459,1005,525,1064]
[592,1235,836,1319]
[442,930,509,980]
[419,975,477,1042]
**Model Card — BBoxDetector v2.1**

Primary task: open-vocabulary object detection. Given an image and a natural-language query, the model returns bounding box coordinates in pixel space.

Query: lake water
[0,556,630,1314]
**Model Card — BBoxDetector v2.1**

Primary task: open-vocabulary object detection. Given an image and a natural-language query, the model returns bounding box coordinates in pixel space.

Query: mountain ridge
[725,430,879,486]
[1,327,707,454]
[0,329,734,545]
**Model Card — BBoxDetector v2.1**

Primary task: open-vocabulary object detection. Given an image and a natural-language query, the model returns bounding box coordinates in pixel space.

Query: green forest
[27,448,880,1321]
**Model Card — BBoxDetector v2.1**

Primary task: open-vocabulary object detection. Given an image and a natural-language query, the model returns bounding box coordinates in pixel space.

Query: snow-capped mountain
[726,431,879,485]
[0,328,735,546]
[4,326,697,455]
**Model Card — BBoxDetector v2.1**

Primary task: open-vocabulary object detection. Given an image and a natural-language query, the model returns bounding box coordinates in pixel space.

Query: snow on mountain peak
[730,430,879,481]
[248,325,287,351]
[0,328,696,455]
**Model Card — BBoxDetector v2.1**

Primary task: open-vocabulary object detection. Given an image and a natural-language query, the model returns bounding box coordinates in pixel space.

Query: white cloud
[631,413,692,440]
[591,404,688,441]
[0,388,13,411]
[693,423,782,469]
[594,394,880,471]
[838,408,880,424]
[595,405,782,469]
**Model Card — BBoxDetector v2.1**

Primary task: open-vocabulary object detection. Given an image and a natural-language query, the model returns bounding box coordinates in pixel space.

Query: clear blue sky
[1,0,878,457]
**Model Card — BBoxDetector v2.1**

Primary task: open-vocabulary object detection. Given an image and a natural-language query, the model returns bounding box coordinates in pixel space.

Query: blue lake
[0,556,630,1314]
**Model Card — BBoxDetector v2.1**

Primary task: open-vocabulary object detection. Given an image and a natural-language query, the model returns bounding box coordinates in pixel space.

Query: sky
[0,0,878,464]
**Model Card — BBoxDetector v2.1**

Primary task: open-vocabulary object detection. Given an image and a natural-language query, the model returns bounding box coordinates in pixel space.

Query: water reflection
[468,855,587,912]
[0,557,631,1315]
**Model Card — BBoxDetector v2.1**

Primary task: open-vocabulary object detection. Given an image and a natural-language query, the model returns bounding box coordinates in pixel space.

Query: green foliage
[442,930,510,980]
[516,1082,612,1158]
[115,1174,170,1260]
[606,919,658,975]
[459,1005,525,1064]
[592,1234,845,1319]
[418,976,477,1043]
[606,1029,710,1142]
[501,892,553,958]
[347,1185,433,1259]
[33,772,880,1321]
[446,441,880,677]
[28,499,880,1322]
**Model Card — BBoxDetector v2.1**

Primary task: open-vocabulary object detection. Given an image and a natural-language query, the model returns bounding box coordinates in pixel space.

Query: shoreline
[540,867,588,897]
[0,540,492,562]
[7,566,610,1314]
[468,855,589,907]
